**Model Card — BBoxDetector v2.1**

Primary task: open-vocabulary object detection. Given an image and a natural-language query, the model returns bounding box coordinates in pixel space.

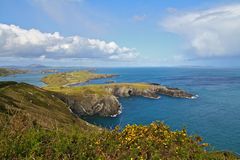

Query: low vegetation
[0,68,27,76]
[44,83,151,97]
[42,70,116,87]
[0,114,237,160]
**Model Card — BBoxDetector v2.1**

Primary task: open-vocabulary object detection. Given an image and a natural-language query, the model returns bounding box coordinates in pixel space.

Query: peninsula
[42,70,117,87]
[42,70,195,117]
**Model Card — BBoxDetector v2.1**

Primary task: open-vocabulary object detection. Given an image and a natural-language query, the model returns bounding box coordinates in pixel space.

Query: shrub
[0,115,237,160]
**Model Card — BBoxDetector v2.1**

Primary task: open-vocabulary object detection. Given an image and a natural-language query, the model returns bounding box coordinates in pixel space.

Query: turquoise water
[1,67,240,154]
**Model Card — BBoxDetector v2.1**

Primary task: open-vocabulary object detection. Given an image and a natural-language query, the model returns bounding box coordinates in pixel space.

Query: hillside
[0,81,97,130]
[0,68,27,76]
[0,81,238,159]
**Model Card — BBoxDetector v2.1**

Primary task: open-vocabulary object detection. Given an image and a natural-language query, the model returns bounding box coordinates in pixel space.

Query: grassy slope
[44,83,153,98]
[42,70,161,99]
[0,116,237,159]
[0,81,97,131]
[42,70,115,87]
[0,68,27,76]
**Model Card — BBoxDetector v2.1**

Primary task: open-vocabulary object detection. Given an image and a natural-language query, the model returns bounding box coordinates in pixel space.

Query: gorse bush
[0,114,238,160]
[95,123,206,159]
[94,123,237,160]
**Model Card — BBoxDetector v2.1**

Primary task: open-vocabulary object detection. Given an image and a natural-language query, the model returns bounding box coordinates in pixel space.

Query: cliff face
[53,83,194,117]
[58,93,121,117]
[151,84,194,99]
[107,83,194,99]
[108,86,160,99]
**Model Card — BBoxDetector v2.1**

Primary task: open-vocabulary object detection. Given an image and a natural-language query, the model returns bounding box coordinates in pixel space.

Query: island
[0,68,27,76]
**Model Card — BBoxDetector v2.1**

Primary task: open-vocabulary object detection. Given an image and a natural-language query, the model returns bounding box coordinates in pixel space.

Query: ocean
[1,67,240,154]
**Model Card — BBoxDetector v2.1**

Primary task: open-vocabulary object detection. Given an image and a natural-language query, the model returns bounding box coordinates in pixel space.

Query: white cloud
[0,23,138,61]
[161,4,240,57]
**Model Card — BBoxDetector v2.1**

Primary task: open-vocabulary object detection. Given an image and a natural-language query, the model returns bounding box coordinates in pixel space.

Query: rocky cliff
[51,83,195,117]
[107,83,194,99]
[41,70,195,117]
[56,93,121,117]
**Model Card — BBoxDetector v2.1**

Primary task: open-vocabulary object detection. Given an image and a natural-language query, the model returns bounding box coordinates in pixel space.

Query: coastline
[1,67,240,156]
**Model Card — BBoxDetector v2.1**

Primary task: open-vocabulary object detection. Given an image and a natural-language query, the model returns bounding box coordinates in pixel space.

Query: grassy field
[44,83,151,96]
[41,70,157,102]
[42,70,116,87]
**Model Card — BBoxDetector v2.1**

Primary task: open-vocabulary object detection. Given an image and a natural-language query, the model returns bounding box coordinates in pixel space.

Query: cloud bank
[0,23,137,61]
[161,4,240,57]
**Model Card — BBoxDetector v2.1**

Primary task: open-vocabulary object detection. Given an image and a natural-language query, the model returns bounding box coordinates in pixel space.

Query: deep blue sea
[1,67,240,154]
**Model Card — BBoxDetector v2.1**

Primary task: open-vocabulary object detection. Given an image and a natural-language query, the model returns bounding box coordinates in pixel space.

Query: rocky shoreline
[41,70,196,117]
[53,83,195,117]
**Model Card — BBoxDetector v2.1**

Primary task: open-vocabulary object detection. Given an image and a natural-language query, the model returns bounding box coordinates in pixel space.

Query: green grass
[42,70,115,87]
[41,70,165,100]
[0,81,98,130]
[44,83,155,98]
[0,68,27,76]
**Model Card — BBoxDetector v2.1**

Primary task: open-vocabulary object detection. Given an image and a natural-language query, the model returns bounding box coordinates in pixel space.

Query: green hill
[0,81,97,130]
[42,70,116,87]
[0,68,27,76]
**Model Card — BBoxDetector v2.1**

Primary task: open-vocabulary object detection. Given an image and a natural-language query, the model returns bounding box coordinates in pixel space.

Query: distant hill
[26,64,49,69]
[0,68,27,76]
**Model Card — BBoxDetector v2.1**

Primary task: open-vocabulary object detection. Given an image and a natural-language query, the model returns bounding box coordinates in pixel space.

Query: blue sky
[0,0,240,67]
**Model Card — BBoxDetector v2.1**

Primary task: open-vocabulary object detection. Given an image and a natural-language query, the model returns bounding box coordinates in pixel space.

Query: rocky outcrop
[150,84,194,99]
[55,83,194,117]
[107,86,160,99]
[56,93,121,117]
[106,83,194,99]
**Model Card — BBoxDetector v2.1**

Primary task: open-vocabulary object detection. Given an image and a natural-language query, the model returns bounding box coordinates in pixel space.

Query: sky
[0,0,240,67]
